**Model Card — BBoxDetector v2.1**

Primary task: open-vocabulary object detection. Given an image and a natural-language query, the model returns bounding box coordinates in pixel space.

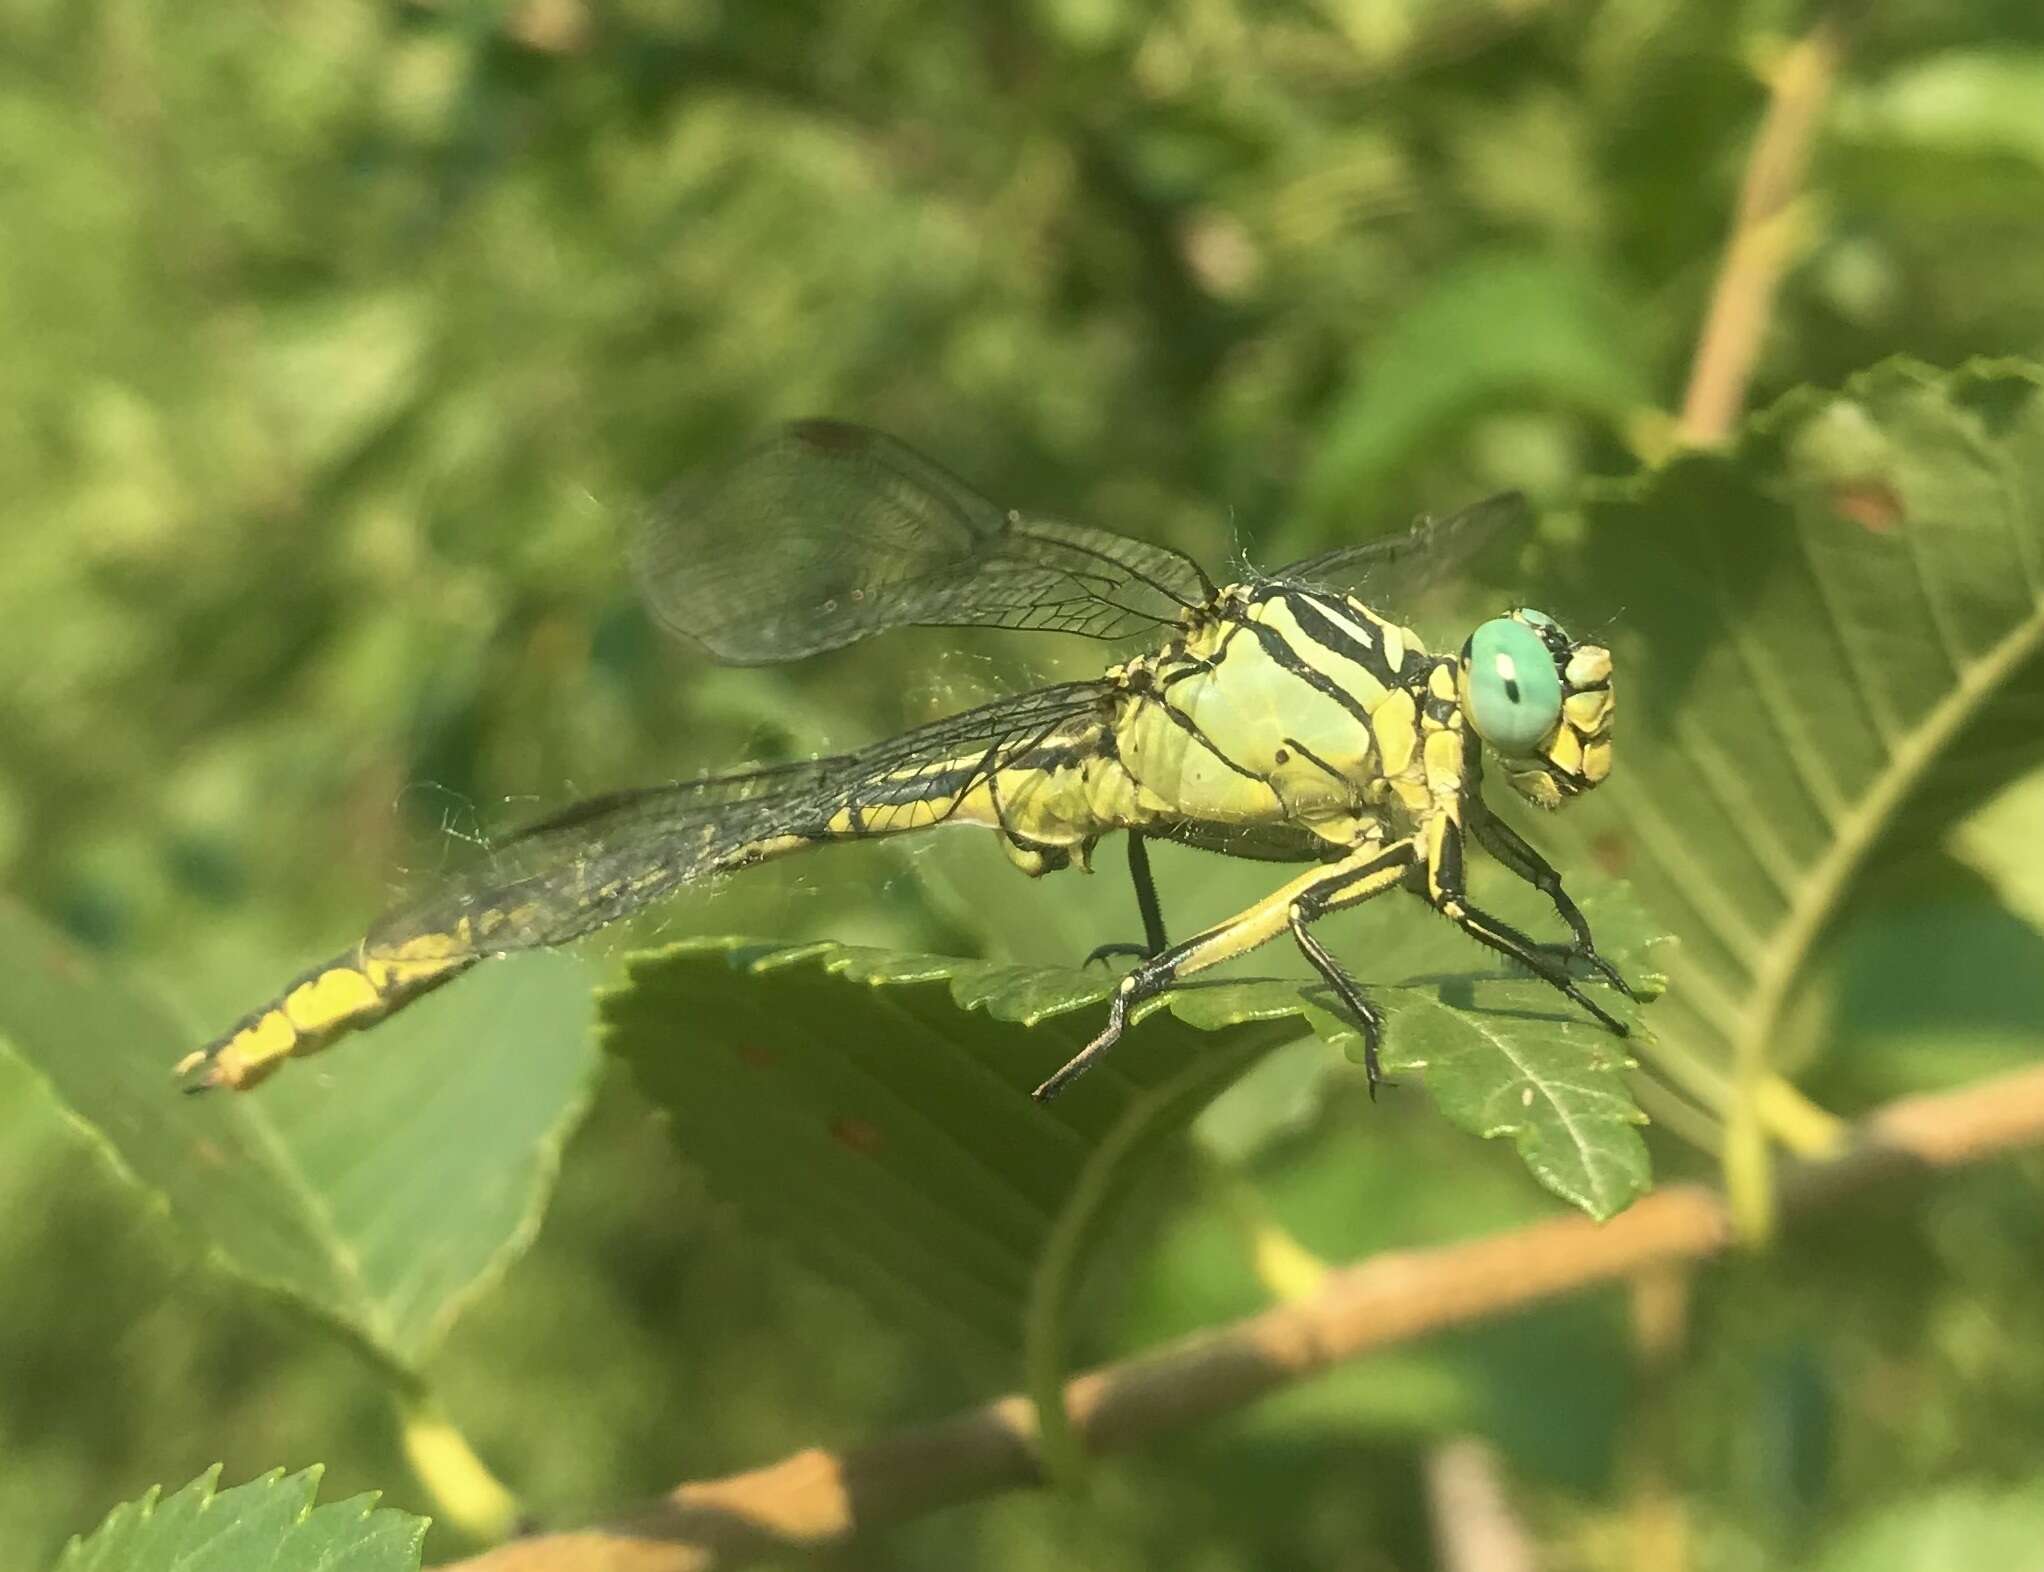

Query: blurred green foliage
[5,1,2044,1568]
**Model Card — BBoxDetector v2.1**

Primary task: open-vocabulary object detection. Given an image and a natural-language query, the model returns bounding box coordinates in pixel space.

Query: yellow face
[1457,610,1615,810]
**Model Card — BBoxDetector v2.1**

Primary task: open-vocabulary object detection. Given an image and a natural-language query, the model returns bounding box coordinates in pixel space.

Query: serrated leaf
[1340,988,1650,1219]
[1544,360,2044,1118]
[0,903,597,1371]
[605,938,1285,1367]
[56,1466,424,1572]
[606,893,1662,1366]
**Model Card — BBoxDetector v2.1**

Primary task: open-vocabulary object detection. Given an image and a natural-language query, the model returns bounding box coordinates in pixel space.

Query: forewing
[363,756,848,961]
[633,421,1213,663]
[1271,491,1530,616]
[364,680,1121,962]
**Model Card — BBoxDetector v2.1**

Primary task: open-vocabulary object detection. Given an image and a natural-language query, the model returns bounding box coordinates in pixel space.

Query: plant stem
[402,1399,522,1547]
[1755,1075,1849,1158]
[1024,1040,1273,1496]
[1677,16,1846,445]
[1214,1170,1330,1302]
[1680,9,1851,1237]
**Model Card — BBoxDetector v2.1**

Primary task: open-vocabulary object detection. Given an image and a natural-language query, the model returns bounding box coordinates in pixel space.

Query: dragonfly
[180,420,1632,1101]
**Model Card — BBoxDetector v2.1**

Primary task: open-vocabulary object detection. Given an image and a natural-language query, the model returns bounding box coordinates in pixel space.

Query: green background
[5,2,2044,1568]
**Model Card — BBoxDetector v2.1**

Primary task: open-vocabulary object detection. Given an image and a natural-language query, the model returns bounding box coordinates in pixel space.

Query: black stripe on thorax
[1233,612,1377,729]
[1144,691,1269,783]
[1276,591,1401,691]
[1280,735,1354,791]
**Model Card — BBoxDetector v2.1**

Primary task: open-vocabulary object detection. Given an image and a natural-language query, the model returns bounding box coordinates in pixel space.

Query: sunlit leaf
[55,1466,424,1572]
[1542,360,2044,1115]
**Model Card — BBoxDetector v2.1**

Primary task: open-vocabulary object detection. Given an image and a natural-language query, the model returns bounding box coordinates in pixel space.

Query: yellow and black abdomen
[177,937,477,1091]
[181,681,1135,1088]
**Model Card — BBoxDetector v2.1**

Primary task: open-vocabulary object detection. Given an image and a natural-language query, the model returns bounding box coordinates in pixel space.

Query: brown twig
[443,1061,2044,1572]
[1677,15,1847,444]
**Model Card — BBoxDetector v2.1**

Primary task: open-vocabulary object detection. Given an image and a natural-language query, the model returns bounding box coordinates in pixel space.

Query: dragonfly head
[1458,609,1614,810]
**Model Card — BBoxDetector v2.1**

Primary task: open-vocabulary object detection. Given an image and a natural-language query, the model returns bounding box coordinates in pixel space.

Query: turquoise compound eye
[1464,617,1563,754]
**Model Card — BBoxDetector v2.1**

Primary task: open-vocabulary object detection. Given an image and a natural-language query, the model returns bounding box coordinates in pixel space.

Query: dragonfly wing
[363,679,1122,963]
[362,755,849,961]
[633,421,1214,663]
[1271,491,1530,615]
[179,752,854,1091]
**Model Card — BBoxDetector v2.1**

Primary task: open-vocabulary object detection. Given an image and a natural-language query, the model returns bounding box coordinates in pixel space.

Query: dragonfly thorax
[1104,582,1445,852]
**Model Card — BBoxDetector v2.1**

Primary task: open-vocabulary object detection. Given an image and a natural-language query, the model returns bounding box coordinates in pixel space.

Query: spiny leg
[1289,921,1388,1097]
[1036,841,1399,1103]
[1129,832,1169,956]
[1465,804,1635,999]
[1083,831,1172,967]
[1281,836,1422,1099]
[1424,817,1628,1036]
[1447,901,1629,1034]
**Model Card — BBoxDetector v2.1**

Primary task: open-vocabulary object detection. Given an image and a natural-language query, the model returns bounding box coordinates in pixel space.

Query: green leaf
[55,1466,424,1572]
[605,939,1275,1368]
[606,897,1662,1367]
[1301,250,1650,528]
[1810,1482,2044,1572]
[1954,765,2044,938]
[253,291,428,473]
[1838,50,2044,173]
[0,903,597,1372]
[1546,359,2044,1132]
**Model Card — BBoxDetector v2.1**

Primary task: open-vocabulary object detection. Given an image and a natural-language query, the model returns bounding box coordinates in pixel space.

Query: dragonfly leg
[1288,909,1390,1098]
[1082,832,1171,966]
[1465,805,1636,998]
[1281,836,1422,1098]
[1423,816,1629,1036]
[1037,837,1413,1102]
